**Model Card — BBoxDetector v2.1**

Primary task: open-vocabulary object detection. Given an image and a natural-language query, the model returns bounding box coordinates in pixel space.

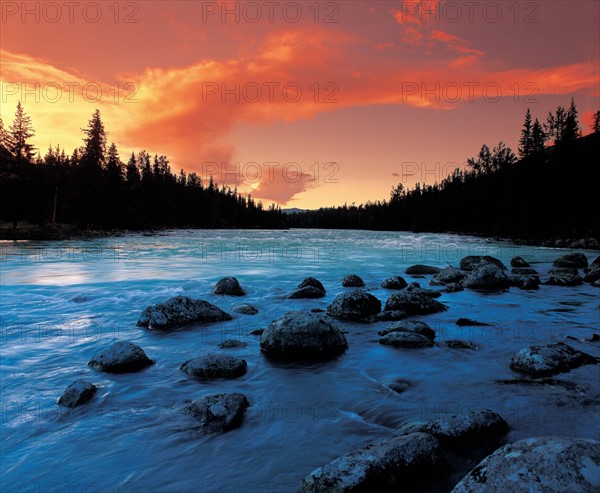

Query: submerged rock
[553,252,589,269]
[213,277,246,296]
[511,275,541,290]
[456,318,490,327]
[381,276,408,290]
[58,380,97,408]
[218,339,247,349]
[583,268,600,283]
[542,268,583,286]
[405,264,441,275]
[384,291,447,315]
[462,264,511,291]
[430,267,466,286]
[451,436,600,493]
[232,304,258,315]
[327,290,381,321]
[444,282,464,293]
[510,256,530,267]
[380,331,434,348]
[387,379,411,394]
[260,311,347,360]
[180,354,247,379]
[460,256,507,272]
[300,432,447,493]
[511,267,538,275]
[288,286,326,299]
[379,320,436,340]
[510,342,598,377]
[137,296,232,330]
[183,393,249,434]
[88,341,154,373]
[342,274,365,287]
[446,339,478,350]
[407,284,442,298]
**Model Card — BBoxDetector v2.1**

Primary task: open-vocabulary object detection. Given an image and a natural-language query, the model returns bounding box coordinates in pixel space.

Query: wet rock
[510,256,530,267]
[444,282,464,293]
[180,354,247,379]
[384,291,447,315]
[511,267,538,275]
[511,275,541,290]
[379,320,436,340]
[430,267,466,286]
[405,264,442,275]
[137,295,232,330]
[460,256,507,271]
[387,379,411,394]
[232,304,258,315]
[407,284,442,298]
[594,280,600,288]
[342,274,365,287]
[553,252,589,269]
[58,380,97,408]
[456,318,490,326]
[300,432,447,493]
[372,310,408,322]
[592,334,600,342]
[260,311,347,360]
[446,339,478,350]
[401,410,508,450]
[510,342,598,377]
[583,268,600,283]
[380,331,434,348]
[381,276,408,290]
[248,328,264,336]
[542,268,583,286]
[462,264,511,291]
[213,277,246,296]
[218,339,247,349]
[298,277,326,292]
[327,290,381,321]
[183,393,249,434]
[591,255,600,271]
[451,436,600,493]
[288,286,326,299]
[88,341,154,373]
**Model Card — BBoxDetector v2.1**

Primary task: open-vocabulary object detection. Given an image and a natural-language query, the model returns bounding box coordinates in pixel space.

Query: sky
[1,0,599,208]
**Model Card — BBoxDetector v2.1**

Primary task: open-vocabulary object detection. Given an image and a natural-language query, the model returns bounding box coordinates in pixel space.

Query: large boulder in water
[180,354,247,379]
[379,320,435,340]
[379,331,434,348]
[88,341,154,373]
[213,277,246,296]
[288,286,326,299]
[460,256,507,271]
[553,252,588,269]
[510,256,530,267]
[430,267,465,286]
[327,290,381,321]
[58,380,97,408]
[384,291,447,315]
[342,274,365,287]
[381,276,408,290]
[510,342,598,377]
[583,268,600,283]
[300,432,447,493]
[405,264,441,275]
[461,264,511,291]
[260,311,347,360]
[137,295,232,330]
[183,393,249,434]
[542,268,583,286]
[451,436,600,493]
[298,277,326,292]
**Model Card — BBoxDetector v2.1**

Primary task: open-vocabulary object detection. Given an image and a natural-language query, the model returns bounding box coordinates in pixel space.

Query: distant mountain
[282,208,307,214]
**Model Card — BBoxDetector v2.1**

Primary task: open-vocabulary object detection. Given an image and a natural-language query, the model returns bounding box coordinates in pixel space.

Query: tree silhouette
[562,97,581,142]
[9,102,36,166]
[518,108,533,158]
[531,118,546,154]
[593,111,600,133]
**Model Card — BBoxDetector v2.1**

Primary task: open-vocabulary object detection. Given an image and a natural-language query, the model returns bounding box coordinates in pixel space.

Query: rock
[456,318,490,326]
[510,342,598,377]
[380,331,434,348]
[88,341,154,373]
[288,286,326,299]
[444,283,464,293]
[379,320,436,340]
[408,281,421,289]
[451,436,600,493]
[372,310,408,322]
[248,328,264,336]
[183,393,249,434]
[592,334,600,342]
[460,256,507,271]
[462,264,511,291]
[407,285,442,298]
[180,354,247,379]
[300,432,447,493]
[260,311,347,360]
[381,276,408,290]
[542,268,583,286]
[218,339,247,349]
[384,291,447,315]
[553,252,588,269]
[232,304,258,315]
[591,255,600,271]
[58,380,97,408]
[405,264,441,275]
[583,268,600,283]
[137,296,232,330]
[327,290,381,321]
[430,267,466,286]
[402,410,508,450]
[213,277,246,296]
[387,379,411,394]
[510,256,530,267]
[446,339,478,350]
[511,275,541,290]
[594,280,600,288]
[298,277,326,292]
[511,267,538,275]
[342,274,365,287]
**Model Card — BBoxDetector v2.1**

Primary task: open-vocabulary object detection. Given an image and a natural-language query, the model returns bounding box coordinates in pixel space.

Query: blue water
[1,230,599,493]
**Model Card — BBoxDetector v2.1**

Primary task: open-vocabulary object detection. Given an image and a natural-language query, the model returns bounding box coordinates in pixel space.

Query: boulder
[137,296,232,330]
[510,256,530,267]
[456,318,490,327]
[594,280,600,288]
[298,277,326,292]
[542,268,583,286]
[511,267,538,275]
[232,304,258,315]
[430,267,466,286]
[446,339,478,350]
[183,393,249,434]
[379,320,436,340]
[510,342,598,377]
[218,339,247,349]
[381,276,408,290]
[88,341,154,373]
[372,310,408,322]
[511,275,541,290]
[460,256,507,271]
[327,290,381,321]
[380,332,434,348]
[180,354,247,379]
[553,252,588,269]
[405,264,442,275]
[461,264,511,291]
[451,436,600,493]
[342,274,365,287]
[384,291,447,315]
[407,284,442,298]
[591,255,600,271]
[288,286,326,299]
[248,328,264,336]
[444,283,464,293]
[260,311,347,360]
[58,380,97,408]
[387,379,411,394]
[583,268,600,283]
[300,432,447,493]
[213,277,246,296]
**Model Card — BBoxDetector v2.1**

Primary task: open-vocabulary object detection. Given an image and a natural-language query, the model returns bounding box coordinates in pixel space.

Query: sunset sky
[1,0,599,208]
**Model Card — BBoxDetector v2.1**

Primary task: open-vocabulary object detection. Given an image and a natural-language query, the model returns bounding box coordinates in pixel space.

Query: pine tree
[562,97,580,142]
[0,116,14,165]
[9,102,36,164]
[531,118,546,154]
[593,111,600,133]
[491,141,517,171]
[106,143,124,181]
[80,109,106,170]
[126,152,140,183]
[518,108,533,158]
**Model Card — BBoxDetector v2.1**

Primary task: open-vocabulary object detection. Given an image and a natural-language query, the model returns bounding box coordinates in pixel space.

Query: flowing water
[1,230,599,493]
